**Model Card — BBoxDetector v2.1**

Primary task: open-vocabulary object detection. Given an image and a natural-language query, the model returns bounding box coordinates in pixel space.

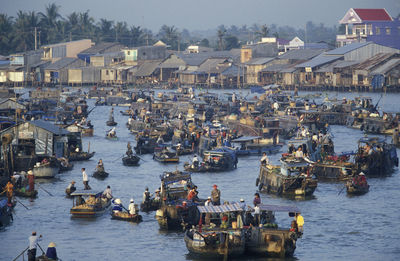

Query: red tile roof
[353,8,392,21]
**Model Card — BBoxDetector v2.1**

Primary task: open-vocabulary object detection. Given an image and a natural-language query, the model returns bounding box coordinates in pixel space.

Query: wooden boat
[14,188,38,198]
[33,163,59,178]
[135,137,157,155]
[246,204,302,257]
[70,190,111,218]
[93,170,109,179]
[354,136,398,177]
[184,148,238,172]
[0,198,13,229]
[346,182,369,195]
[140,200,161,212]
[81,128,94,137]
[69,152,95,161]
[257,158,318,197]
[231,135,282,157]
[111,212,142,222]
[59,162,74,172]
[153,149,179,163]
[106,120,117,126]
[184,203,246,258]
[122,155,140,166]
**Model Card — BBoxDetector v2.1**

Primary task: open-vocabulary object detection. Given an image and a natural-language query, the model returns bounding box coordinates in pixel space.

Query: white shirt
[82,171,88,181]
[254,205,260,215]
[260,155,269,164]
[128,203,136,215]
[204,200,213,206]
[103,188,112,199]
[295,150,304,158]
[29,235,41,250]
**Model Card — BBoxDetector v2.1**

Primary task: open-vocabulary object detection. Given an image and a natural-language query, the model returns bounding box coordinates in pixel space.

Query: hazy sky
[2,0,400,31]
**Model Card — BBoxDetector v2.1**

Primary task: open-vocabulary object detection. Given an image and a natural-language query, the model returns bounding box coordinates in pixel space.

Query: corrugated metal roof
[197,203,242,213]
[133,61,161,77]
[80,42,122,54]
[295,54,342,68]
[198,58,228,72]
[261,63,291,72]
[371,58,400,75]
[92,51,124,57]
[333,60,360,68]
[177,51,239,66]
[354,53,396,70]
[278,49,326,60]
[221,65,243,76]
[31,120,70,135]
[245,57,274,65]
[325,42,370,55]
[45,58,81,70]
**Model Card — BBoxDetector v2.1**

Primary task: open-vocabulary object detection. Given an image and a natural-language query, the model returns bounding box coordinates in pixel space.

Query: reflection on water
[1,90,400,260]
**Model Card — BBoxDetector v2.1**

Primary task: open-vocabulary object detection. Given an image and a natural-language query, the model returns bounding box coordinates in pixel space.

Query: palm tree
[159,25,179,50]
[114,21,128,43]
[39,3,62,44]
[98,18,114,42]
[256,24,269,40]
[0,14,14,54]
[130,25,143,46]
[217,27,226,50]
[12,11,39,52]
[78,10,94,38]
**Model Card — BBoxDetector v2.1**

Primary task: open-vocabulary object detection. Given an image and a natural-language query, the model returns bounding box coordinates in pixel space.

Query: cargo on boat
[184,147,237,172]
[153,147,179,163]
[70,190,111,218]
[257,158,318,197]
[354,136,398,176]
[184,203,246,258]
[246,204,302,257]
[14,188,38,198]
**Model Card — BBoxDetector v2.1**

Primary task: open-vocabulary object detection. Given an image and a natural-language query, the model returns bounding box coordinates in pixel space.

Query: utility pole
[69,32,72,42]
[34,27,37,50]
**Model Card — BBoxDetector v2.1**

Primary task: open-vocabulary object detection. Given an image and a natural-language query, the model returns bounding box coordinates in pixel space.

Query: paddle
[114,154,125,161]
[37,184,53,196]
[338,185,346,195]
[15,198,30,210]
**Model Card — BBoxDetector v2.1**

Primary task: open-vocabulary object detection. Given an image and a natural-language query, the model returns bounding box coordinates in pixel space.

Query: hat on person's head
[182,201,187,205]
[130,198,134,203]
[48,242,56,248]
[115,198,122,204]
[359,172,365,176]
[240,198,244,202]
[71,181,76,184]
[207,196,211,200]
[32,231,36,236]
[213,184,217,188]
[27,170,33,175]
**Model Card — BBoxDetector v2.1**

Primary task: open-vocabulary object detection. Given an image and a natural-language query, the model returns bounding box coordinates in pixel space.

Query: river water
[1,90,400,261]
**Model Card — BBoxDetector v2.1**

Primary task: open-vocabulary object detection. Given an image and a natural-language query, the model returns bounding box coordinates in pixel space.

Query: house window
[127,51,130,55]
[376,27,380,35]
[106,70,109,76]
[386,27,391,35]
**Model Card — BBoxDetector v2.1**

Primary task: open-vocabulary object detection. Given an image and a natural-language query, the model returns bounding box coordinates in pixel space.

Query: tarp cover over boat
[197,203,242,213]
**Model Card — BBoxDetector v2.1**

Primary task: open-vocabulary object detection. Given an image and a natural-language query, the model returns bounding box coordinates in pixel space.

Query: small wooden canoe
[122,155,140,166]
[111,212,142,222]
[346,183,369,195]
[69,152,95,161]
[106,120,117,126]
[93,170,109,179]
[15,189,38,198]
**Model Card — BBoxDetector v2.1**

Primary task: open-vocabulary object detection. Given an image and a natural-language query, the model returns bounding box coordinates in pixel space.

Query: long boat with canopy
[246,204,302,257]
[70,190,111,218]
[184,203,246,258]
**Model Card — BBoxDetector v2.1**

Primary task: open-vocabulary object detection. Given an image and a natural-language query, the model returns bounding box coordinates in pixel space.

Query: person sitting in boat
[205,196,213,206]
[66,181,76,194]
[154,189,161,202]
[128,199,137,215]
[96,159,105,172]
[102,185,113,200]
[126,142,133,156]
[87,120,93,129]
[192,155,199,168]
[142,187,151,204]
[108,127,116,138]
[295,147,304,158]
[112,198,123,213]
[253,193,261,206]
[157,135,164,144]
[45,242,57,260]
[260,152,269,166]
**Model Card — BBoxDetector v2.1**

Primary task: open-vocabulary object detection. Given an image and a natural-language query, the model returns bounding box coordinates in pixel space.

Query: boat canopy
[161,173,192,185]
[280,159,310,168]
[358,136,385,144]
[258,204,300,213]
[197,203,242,213]
[231,136,262,142]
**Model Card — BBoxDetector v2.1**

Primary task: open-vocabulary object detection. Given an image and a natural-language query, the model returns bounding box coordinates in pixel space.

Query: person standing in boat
[128,199,136,215]
[260,152,269,166]
[295,213,304,234]
[102,185,113,200]
[108,127,116,138]
[211,184,221,206]
[28,231,42,261]
[3,181,14,204]
[109,107,114,122]
[82,168,90,190]
[142,187,151,205]
[205,196,213,206]
[239,198,246,210]
[27,170,35,192]
[126,142,133,156]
